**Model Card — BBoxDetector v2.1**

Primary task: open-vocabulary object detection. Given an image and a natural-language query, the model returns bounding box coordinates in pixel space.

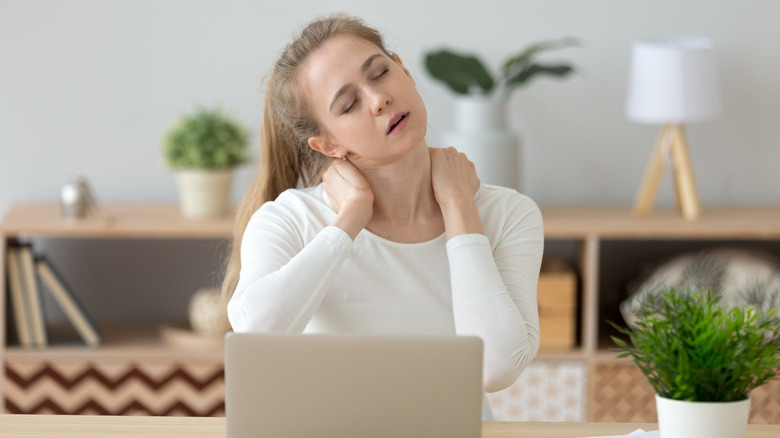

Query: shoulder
[475,184,543,241]
[253,185,328,217]
[475,184,542,221]
[246,185,333,236]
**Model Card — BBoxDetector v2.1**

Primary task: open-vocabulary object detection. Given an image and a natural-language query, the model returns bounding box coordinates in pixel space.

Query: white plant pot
[175,169,234,219]
[442,97,520,190]
[655,394,750,438]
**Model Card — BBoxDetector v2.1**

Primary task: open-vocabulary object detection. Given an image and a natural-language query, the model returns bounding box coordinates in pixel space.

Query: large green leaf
[500,37,579,76]
[424,50,495,95]
[505,64,575,91]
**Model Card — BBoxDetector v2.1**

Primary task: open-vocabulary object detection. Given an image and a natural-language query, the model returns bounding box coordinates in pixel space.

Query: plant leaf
[424,50,495,95]
[500,37,579,77]
[607,286,780,402]
[505,64,575,90]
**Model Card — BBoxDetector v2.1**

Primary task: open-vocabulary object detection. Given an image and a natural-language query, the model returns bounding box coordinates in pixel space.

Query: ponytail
[221,13,390,306]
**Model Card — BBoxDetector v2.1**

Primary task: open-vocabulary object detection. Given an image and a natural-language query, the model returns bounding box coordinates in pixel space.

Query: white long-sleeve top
[228,183,544,393]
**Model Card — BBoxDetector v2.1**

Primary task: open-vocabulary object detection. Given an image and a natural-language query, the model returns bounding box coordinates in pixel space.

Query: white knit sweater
[228,183,544,394]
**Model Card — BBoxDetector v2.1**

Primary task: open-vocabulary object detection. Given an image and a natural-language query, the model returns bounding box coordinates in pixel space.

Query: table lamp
[625,37,721,221]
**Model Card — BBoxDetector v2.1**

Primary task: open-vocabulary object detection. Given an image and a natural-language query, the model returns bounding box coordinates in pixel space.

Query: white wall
[2,1,779,320]
[3,0,780,212]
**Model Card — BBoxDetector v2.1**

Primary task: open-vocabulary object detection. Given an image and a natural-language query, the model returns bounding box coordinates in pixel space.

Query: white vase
[175,169,234,219]
[655,394,750,438]
[442,97,520,190]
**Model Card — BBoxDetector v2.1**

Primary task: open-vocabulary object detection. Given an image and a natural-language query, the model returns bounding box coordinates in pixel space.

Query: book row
[5,245,100,349]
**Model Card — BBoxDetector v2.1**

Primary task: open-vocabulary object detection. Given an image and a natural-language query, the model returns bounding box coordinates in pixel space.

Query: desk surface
[1,415,779,438]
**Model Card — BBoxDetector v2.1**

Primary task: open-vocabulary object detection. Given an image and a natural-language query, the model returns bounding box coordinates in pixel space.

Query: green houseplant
[163,107,249,219]
[424,37,578,99]
[612,287,780,438]
[422,38,578,190]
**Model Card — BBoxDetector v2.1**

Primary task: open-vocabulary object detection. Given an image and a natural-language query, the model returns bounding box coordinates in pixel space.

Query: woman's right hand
[322,158,374,240]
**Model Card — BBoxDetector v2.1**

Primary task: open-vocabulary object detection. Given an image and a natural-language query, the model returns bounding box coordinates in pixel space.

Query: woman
[222,13,544,405]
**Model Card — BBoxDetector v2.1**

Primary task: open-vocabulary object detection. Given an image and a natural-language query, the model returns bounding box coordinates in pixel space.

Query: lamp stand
[633,124,701,221]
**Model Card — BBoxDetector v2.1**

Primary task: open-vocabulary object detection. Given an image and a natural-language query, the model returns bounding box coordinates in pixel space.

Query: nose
[370,90,392,115]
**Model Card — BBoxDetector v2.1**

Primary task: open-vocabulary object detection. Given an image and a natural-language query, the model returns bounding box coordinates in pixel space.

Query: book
[18,245,47,348]
[35,257,101,348]
[5,247,33,348]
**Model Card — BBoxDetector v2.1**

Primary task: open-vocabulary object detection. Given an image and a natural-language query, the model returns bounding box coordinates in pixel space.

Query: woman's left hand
[429,147,483,238]
[429,146,480,208]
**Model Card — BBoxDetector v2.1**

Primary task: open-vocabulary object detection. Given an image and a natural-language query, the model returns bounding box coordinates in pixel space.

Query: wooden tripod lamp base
[633,124,701,221]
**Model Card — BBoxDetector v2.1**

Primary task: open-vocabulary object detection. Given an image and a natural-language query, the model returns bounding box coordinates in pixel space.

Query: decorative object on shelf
[424,39,577,190]
[188,287,231,336]
[163,107,249,219]
[621,247,780,328]
[60,175,100,220]
[625,37,721,221]
[611,288,780,438]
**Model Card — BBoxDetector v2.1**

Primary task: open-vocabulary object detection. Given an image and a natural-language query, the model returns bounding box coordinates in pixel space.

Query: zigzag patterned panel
[4,361,225,416]
[591,363,780,423]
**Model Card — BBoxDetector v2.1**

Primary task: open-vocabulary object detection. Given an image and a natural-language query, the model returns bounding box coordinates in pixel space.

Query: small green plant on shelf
[610,287,780,402]
[163,107,249,170]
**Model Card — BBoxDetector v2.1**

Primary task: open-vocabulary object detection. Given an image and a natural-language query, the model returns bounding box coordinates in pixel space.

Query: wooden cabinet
[495,207,780,422]
[0,204,232,415]
[3,204,780,419]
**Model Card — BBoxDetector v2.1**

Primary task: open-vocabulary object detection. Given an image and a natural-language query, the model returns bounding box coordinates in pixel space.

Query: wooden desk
[1,415,779,438]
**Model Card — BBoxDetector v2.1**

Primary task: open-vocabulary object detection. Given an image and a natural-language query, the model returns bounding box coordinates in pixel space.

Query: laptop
[224,332,484,438]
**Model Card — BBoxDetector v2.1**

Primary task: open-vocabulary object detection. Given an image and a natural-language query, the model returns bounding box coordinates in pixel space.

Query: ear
[392,53,416,87]
[308,135,344,158]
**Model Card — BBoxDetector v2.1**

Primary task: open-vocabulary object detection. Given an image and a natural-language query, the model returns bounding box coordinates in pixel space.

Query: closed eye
[342,67,389,114]
[343,97,358,114]
[373,68,389,80]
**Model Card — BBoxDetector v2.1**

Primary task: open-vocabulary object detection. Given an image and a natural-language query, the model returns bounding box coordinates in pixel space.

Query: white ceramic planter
[443,98,520,190]
[175,169,234,219]
[655,394,750,438]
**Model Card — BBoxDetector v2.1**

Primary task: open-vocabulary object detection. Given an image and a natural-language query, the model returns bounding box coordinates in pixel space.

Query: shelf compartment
[5,323,223,363]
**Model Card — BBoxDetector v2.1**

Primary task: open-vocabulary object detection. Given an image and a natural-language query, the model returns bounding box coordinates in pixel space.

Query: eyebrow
[329,53,385,112]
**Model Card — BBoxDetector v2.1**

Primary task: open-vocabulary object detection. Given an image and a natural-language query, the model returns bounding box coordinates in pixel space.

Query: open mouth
[387,113,408,135]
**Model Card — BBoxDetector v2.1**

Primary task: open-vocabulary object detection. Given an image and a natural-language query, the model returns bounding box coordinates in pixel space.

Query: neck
[357,144,441,230]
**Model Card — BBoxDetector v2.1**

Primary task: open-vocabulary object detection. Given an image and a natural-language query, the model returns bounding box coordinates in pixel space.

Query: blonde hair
[221,14,391,303]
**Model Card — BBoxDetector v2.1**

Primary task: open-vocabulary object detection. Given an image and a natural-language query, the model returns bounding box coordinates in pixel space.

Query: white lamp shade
[625,38,722,124]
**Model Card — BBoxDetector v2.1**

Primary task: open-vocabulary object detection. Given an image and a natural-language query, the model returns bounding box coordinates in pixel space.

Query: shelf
[5,324,224,363]
[4,204,780,420]
[541,207,780,239]
[0,203,233,239]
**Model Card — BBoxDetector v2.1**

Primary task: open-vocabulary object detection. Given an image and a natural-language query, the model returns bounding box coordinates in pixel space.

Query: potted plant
[423,38,578,189]
[163,107,249,219]
[424,38,578,99]
[611,287,780,438]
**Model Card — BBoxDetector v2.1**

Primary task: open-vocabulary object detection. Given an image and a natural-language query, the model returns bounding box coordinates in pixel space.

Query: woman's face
[303,34,428,164]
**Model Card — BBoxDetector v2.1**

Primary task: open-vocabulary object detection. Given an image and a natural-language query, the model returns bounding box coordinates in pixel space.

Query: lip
[387,112,409,135]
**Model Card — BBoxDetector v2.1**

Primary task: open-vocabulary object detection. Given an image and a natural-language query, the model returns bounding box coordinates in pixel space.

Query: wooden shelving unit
[3,203,780,419]
[539,206,780,422]
[0,203,232,415]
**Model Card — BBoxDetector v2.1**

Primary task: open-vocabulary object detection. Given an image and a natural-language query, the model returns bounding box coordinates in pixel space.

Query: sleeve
[446,194,544,393]
[227,204,353,334]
